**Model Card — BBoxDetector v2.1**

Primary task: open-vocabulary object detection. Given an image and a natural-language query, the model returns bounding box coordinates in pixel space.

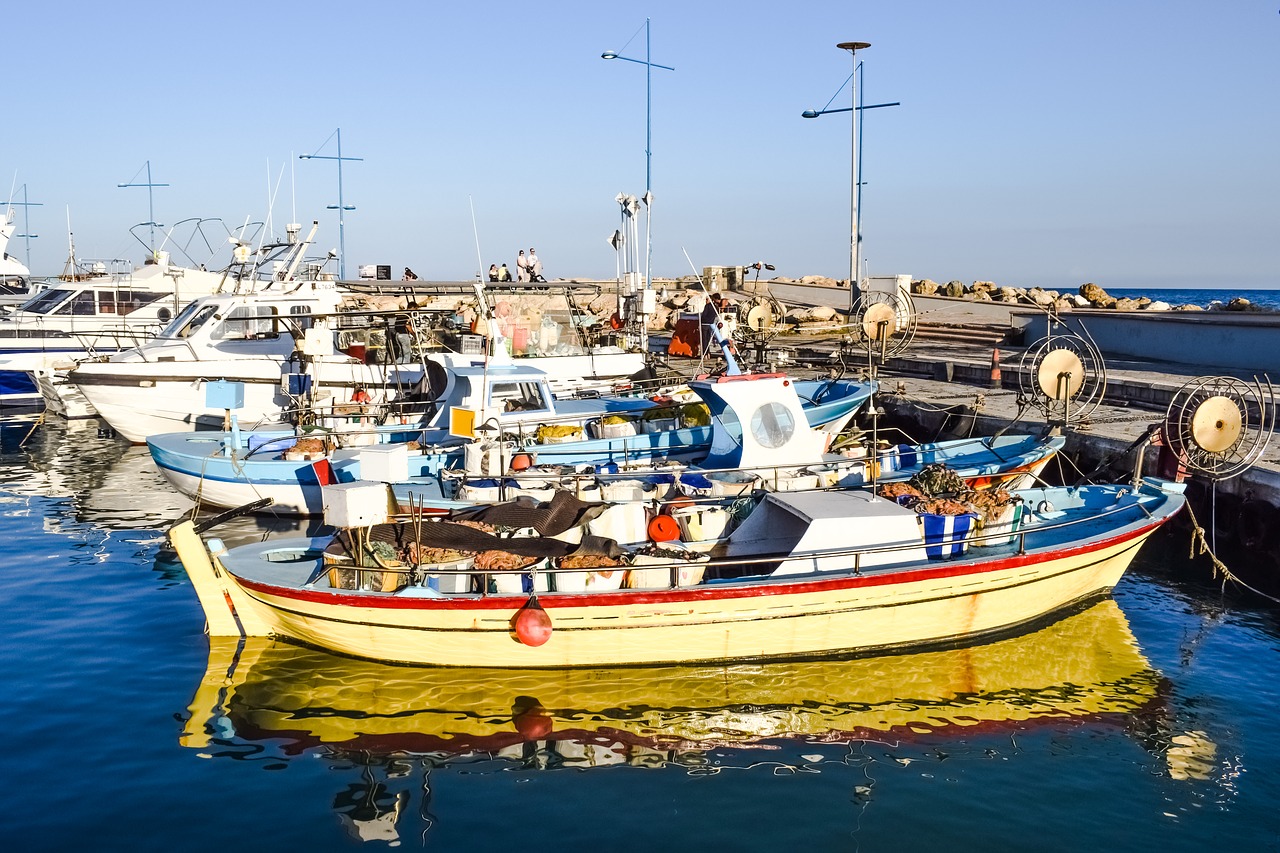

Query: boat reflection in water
[180,598,1219,844]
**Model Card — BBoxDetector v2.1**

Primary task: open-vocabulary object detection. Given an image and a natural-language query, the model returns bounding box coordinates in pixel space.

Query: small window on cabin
[59,292,97,316]
[288,305,315,331]
[749,402,796,449]
[490,381,549,413]
[213,306,279,341]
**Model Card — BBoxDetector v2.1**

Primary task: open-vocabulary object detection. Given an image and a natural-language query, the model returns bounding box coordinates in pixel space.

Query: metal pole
[644,17,652,291]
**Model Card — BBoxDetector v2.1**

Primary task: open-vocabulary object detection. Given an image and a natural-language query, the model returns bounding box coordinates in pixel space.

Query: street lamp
[300,128,362,280]
[601,17,674,290]
[117,160,169,254]
[801,41,899,309]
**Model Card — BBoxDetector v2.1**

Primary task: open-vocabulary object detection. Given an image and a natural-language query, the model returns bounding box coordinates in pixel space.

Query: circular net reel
[850,289,917,361]
[1018,329,1106,426]
[1162,375,1274,481]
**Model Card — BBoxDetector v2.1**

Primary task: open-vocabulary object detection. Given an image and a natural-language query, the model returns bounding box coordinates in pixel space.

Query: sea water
[1106,287,1280,311]
[2,414,1280,851]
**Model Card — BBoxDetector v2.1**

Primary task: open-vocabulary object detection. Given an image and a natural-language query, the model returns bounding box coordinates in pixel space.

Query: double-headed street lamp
[802,41,899,309]
[602,17,674,290]
[300,128,362,280]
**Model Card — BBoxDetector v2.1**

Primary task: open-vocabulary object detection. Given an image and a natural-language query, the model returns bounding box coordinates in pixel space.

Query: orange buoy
[648,514,681,542]
[351,388,371,403]
[610,312,624,331]
[513,595,553,646]
[510,453,534,471]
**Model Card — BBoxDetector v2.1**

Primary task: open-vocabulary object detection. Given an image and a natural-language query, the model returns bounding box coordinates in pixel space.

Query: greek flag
[921,512,978,559]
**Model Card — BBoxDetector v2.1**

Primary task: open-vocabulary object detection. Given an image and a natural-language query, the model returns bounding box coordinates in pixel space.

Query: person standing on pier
[528,248,543,282]
[516,250,529,282]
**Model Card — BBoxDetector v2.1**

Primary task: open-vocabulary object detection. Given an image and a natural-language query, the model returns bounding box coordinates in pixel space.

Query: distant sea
[1106,287,1280,311]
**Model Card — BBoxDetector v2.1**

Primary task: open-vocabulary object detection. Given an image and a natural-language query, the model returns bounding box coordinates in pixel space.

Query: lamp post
[300,128,362,280]
[117,160,169,254]
[802,41,898,309]
[602,17,674,291]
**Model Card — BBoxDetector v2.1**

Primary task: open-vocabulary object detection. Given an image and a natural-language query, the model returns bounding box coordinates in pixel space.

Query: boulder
[1052,297,1075,312]
[1144,301,1171,311]
[1173,303,1204,311]
[1079,282,1110,304]
[945,280,966,297]
[912,278,939,295]
[1070,294,1091,307]
[1027,288,1056,306]
[1226,297,1260,312]
[997,287,1023,303]
[1113,297,1140,311]
[800,275,840,287]
[970,280,997,295]
[807,305,838,322]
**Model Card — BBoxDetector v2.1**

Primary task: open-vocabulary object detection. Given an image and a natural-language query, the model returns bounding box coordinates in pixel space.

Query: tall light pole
[602,17,674,290]
[300,128,362,280]
[118,160,169,254]
[802,41,898,309]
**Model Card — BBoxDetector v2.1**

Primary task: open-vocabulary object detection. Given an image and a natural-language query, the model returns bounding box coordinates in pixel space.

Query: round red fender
[512,701,554,739]
[648,514,681,542]
[351,388,371,403]
[510,453,534,471]
[513,595,553,646]
[610,312,624,331]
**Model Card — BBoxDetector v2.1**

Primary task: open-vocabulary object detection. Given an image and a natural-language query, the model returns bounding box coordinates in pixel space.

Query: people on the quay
[516,250,529,282]
[488,264,499,281]
[528,248,543,282]
[402,267,418,281]
[700,291,725,353]
[497,263,512,281]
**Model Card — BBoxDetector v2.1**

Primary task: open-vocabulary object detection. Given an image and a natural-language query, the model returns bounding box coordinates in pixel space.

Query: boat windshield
[160,302,219,339]
[20,288,72,314]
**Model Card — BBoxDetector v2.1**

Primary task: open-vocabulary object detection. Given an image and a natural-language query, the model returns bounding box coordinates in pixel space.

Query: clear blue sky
[6,1,1277,290]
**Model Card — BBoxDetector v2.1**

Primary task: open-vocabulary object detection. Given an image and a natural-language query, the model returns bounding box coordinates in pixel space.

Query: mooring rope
[1183,499,1280,604]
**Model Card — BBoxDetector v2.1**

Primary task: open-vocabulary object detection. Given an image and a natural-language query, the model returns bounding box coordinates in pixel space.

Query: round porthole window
[750,402,795,449]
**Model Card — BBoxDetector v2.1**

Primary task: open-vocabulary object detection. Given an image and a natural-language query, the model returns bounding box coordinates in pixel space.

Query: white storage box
[419,557,475,593]
[358,443,409,483]
[590,418,637,439]
[322,482,391,528]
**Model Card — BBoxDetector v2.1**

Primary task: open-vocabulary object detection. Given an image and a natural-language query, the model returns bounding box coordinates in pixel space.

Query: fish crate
[971,503,1024,547]
[918,512,980,560]
[325,560,409,593]
[642,417,680,434]
[589,418,637,439]
[418,556,475,593]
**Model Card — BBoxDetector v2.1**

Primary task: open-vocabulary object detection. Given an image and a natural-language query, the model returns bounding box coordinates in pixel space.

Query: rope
[1183,498,1280,604]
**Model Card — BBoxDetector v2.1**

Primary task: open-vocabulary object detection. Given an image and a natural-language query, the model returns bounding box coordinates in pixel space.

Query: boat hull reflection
[183,598,1161,758]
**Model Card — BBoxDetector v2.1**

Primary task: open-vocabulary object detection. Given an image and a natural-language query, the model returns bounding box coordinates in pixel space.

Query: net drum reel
[1154,375,1274,483]
[847,289,917,377]
[1018,326,1106,430]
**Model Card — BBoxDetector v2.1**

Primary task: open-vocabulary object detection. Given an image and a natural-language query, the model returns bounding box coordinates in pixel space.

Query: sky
[4,1,1278,291]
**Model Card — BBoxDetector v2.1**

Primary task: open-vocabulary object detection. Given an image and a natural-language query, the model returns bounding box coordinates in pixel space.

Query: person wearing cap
[528,248,543,282]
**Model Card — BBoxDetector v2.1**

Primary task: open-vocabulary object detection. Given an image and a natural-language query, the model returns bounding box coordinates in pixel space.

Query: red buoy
[648,514,681,542]
[510,453,534,471]
[512,701,554,739]
[513,595,553,646]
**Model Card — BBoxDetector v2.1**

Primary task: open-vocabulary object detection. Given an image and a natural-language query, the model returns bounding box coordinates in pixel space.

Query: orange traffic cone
[990,348,1002,388]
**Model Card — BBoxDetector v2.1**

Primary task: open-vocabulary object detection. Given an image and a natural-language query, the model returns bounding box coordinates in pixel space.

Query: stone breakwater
[692,274,1269,315]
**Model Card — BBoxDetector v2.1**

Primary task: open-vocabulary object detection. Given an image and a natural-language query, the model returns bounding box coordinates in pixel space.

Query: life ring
[648,514,681,542]
[610,312,624,331]
[1237,499,1272,551]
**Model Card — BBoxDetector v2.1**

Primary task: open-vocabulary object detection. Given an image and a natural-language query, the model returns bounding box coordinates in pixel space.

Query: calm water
[3,415,1280,852]
[1106,287,1280,311]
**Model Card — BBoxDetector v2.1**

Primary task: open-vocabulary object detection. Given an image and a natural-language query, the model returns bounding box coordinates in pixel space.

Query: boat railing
[351,486,1161,597]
